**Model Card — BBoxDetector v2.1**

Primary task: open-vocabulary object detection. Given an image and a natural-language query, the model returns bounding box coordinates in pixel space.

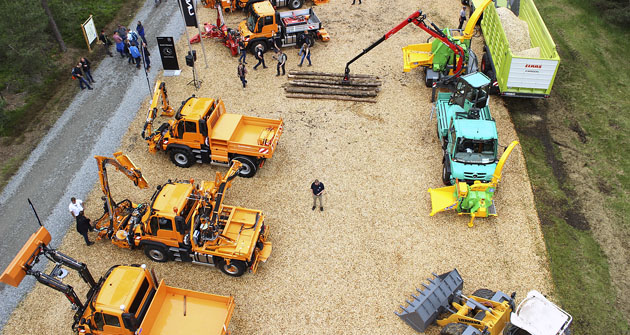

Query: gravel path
[0,0,183,330]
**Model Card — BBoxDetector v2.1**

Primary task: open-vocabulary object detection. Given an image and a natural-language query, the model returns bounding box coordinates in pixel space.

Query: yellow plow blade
[403,43,434,72]
[428,186,457,216]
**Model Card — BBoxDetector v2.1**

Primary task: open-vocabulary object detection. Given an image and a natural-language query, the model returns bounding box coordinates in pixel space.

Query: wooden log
[284,86,378,97]
[287,81,381,91]
[287,77,382,87]
[287,73,382,83]
[289,70,380,80]
[286,93,377,103]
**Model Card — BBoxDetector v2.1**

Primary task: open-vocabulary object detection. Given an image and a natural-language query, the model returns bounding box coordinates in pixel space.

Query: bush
[594,0,630,26]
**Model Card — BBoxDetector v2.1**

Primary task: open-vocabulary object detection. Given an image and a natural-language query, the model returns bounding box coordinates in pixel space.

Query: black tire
[169,148,194,168]
[249,40,267,54]
[472,288,495,300]
[442,155,452,186]
[232,155,258,178]
[503,323,531,335]
[218,259,247,277]
[287,0,303,10]
[144,245,168,262]
[440,323,469,335]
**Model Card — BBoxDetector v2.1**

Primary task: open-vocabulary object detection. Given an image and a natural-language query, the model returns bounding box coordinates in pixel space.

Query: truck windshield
[247,12,259,32]
[453,138,496,164]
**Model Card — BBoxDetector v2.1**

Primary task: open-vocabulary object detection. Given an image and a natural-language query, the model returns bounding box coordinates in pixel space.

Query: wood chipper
[0,226,235,335]
[93,153,272,277]
[428,141,519,227]
[395,269,572,335]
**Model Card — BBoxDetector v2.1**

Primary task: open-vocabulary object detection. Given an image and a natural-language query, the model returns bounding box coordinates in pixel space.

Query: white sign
[506,58,559,90]
[82,15,98,45]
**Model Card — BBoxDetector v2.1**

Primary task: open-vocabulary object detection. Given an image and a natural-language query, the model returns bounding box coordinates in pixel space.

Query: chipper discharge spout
[395,269,464,332]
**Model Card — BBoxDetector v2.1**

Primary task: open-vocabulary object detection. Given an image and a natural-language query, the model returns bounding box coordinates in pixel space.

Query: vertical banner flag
[179,0,198,27]
[157,37,180,70]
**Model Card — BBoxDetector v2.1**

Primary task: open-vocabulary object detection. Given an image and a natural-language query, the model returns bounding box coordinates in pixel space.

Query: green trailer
[471,0,560,98]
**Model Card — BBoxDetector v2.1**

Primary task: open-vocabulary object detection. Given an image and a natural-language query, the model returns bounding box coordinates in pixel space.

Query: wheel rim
[224,263,239,274]
[290,0,301,8]
[149,249,165,261]
[174,152,189,165]
[237,161,252,175]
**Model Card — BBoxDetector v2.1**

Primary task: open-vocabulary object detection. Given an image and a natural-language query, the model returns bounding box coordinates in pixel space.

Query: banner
[157,37,180,70]
[179,0,198,27]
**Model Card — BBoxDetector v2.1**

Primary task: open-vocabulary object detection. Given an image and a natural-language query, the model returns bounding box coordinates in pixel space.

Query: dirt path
[2,1,554,334]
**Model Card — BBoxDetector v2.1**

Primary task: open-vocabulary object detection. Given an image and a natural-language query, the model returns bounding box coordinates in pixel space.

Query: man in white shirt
[69,197,94,246]
[69,197,84,219]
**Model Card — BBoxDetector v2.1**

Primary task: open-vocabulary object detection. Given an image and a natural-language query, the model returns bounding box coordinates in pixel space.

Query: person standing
[129,43,142,68]
[298,42,311,67]
[458,6,467,30]
[127,28,139,46]
[141,42,151,70]
[238,37,247,64]
[310,179,325,211]
[69,197,93,245]
[99,29,113,57]
[238,62,248,88]
[274,49,287,76]
[113,31,125,57]
[253,44,267,70]
[136,21,147,44]
[80,57,95,84]
[72,64,92,90]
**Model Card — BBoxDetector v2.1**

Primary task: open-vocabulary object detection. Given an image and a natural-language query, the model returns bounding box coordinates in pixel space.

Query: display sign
[506,58,559,90]
[157,37,180,70]
[179,0,198,27]
[81,15,98,51]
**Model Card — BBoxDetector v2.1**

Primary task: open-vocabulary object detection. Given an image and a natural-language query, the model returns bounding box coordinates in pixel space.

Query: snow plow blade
[395,269,464,332]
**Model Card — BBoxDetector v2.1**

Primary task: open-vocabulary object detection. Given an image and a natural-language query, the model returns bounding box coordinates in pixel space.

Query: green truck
[471,0,560,98]
[436,72,499,185]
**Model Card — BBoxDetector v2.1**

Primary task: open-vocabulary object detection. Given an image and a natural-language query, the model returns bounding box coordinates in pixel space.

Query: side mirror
[121,313,138,331]
[175,216,186,233]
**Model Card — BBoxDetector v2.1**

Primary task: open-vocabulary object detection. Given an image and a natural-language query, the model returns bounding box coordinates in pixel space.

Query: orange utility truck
[94,153,272,277]
[0,226,235,335]
[142,81,283,178]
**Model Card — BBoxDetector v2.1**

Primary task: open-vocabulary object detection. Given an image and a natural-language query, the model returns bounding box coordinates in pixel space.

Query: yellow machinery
[0,226,235,335]
[94,154,272,277]
[428,141,519,227]
[202,0,328,13]
[142,81,283,178]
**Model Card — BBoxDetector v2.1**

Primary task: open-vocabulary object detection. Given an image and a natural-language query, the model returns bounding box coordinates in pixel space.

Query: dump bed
[208,100,284,159]
[138,280,235,335]
[278,8,322,34]
[475,0,560,97]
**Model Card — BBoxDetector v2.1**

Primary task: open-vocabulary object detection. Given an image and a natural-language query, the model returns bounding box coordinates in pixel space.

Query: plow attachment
[395,269,463,332]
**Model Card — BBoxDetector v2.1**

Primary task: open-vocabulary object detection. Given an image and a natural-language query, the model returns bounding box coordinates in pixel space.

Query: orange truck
[95,154,272,277]
[202,0,329,13]
[0,226,235,335]
[142,81,283,178]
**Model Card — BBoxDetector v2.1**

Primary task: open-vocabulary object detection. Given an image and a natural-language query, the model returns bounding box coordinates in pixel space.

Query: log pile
[284,70,382,103]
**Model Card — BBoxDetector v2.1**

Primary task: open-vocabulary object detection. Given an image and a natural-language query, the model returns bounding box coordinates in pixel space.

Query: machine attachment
[395,269,464,332]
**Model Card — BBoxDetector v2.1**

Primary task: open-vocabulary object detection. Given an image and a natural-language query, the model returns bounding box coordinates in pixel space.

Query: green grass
[508,0,630,333]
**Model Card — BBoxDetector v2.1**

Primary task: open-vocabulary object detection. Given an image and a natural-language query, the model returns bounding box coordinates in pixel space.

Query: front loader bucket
[395,269,464,332]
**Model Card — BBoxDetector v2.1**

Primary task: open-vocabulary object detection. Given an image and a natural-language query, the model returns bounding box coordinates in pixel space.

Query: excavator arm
[344,10,466,82]
[142,81,174,152]
[95,152,149,235]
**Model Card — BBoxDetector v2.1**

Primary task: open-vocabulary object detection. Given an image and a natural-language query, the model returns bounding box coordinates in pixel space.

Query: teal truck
[471,0,560,98]
[436,72,499,185]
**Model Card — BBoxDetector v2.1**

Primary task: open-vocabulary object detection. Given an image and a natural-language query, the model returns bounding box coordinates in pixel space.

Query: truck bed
[211,112,283,158]
[139,281,234,335]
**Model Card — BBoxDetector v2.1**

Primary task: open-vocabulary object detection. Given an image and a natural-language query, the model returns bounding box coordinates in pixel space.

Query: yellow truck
[0,226,235,335]
[95,153,272,277]
[143,81,283,178]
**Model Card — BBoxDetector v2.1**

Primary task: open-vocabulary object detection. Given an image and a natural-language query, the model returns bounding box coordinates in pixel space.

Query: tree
[41,0,66,52]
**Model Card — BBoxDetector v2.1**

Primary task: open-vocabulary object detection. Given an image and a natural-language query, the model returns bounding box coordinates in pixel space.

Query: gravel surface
[0,0,183,331]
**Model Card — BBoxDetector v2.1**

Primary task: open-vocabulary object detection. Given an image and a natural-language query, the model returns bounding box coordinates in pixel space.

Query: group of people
[71,57,95,90]
[237,36,312,89]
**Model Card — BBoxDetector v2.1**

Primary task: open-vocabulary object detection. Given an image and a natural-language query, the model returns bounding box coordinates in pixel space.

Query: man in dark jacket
[80,57,95,83]
[253,44,267,70]
[76,215,94,246]
[273,49,287,76]
[136,21,147,44]
[99,29,113,57]
[72,64,92,90]
[310,179,325,211]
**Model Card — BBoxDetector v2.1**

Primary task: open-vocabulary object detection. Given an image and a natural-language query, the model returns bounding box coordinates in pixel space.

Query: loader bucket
[395,269,464,332]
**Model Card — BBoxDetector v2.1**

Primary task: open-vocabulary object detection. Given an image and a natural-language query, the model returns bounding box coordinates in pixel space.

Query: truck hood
[450,160,497,182]
[238,21,253,40]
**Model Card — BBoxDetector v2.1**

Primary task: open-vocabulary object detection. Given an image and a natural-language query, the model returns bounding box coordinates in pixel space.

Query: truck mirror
[121,313,138,331]
[175,216,186,233]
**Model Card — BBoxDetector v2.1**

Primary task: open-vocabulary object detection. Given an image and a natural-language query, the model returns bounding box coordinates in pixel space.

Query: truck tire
[440,323,469,335]
[169,148,194,168]
[472,288,495,300]
[287,0,303,9]
[249,40,267,54]
[144,245,169,262]
[442,156,452,186]
[218,259,247,277]
[503,323,531,335]
[233,155,258,178]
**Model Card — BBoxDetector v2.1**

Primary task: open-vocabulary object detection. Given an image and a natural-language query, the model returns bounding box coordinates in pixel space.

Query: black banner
[179,0,198,27]
[157,37,179,70]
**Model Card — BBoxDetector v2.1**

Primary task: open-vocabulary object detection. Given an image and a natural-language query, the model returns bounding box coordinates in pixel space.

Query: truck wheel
[287,0,303,9]
[440,323,469,335]
[233,155,258,178]
[249,40,267,54]
[219,259,247,277]
[302,34,314,47]
[442,156,452,186]
[472,288,495,300]
[169,148,194,168]
[144,245,168,262]
[503,323,530,335]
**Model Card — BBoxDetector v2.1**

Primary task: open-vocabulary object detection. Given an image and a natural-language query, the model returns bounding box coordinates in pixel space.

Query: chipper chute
[394,269,463,332]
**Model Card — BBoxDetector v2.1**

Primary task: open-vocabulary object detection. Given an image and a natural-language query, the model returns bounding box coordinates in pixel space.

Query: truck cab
[436,72,499,185]
[240,2,278,40]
